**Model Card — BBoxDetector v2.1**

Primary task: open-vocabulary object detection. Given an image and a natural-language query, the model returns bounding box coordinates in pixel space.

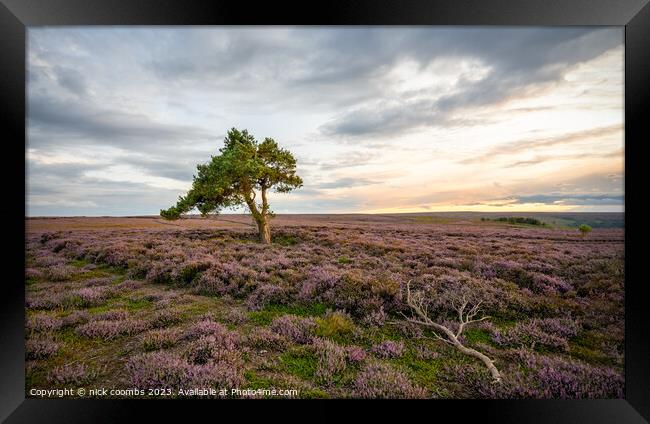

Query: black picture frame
[2,0,648,422]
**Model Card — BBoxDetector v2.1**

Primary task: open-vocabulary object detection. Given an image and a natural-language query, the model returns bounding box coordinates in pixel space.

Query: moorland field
[25,213,624,398]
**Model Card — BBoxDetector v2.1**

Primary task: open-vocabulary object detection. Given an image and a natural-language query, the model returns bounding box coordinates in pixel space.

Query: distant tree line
[481,217,546,226]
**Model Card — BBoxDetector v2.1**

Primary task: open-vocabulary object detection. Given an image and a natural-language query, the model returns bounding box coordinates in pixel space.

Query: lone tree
[160,128,303,244]
[578,224,592,238]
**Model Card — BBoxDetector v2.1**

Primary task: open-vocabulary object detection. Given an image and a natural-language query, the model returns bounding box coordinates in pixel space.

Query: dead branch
[405,280,502,383]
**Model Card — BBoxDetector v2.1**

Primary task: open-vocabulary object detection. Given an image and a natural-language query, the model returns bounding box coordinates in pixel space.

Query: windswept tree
[160,128,303,244]
[578,224,592,238]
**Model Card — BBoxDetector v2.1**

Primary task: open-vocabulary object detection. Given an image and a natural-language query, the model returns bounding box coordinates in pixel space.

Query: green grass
[279,347,317,380]
[124,297,154,311]
[68,269,113,282]
[392,353,443,389]
[86,302,121,314]
[70,259,90,268]
[337,256,352,264]
[300,388,330,399]
[273,234,299,246]
[463,328,493,345]
[569,331,620,366]
[25,276,39,286]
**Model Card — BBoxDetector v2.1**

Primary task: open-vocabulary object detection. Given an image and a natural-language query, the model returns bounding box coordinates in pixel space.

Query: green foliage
[315,311,355,340]
[487,217,546,226]
[578,224,592,237]
[176,262,210,285]
[337,256,352,264]
[160,128,303,221]
[280,347,318,380]
[273,234,299,246]
[463,328,493,345]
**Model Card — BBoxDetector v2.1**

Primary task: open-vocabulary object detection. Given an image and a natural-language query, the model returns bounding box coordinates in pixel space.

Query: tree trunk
[257,216,271,244]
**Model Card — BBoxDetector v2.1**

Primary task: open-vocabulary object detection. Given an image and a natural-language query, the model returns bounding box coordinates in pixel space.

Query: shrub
[184,319,237,346]
[26,293,65,310]
[245,284,290,311]
[223,308,249,325]
[173,260,212,285]
[46,264,77,281]
[354,362,428,399]
[48,363,96,385]
[150,309,183,328]
[371,340,405,359]
[27,314,63,333]
[25,268,43,280]
[66,286,113,308]
[297,265,340,302]
[346,346,367,363]
[142,328,181,351]
[531,273,572,294]
[491,217,544,226]
[245,327,288,351]
[61,310,91,327]
[315,310,355,339]
[579,225,592,238]
[91,310,129,321]
[270,315,316,344]
[395,320,424,338]
[126,351,245,391]
[363,306,387,328]
[114,279,144,291]
[474,350,623,399]
[312,338,347,385]
[321,270,385,316]
[192,262,257,297]
[493,318,579,352]
[26,335,59,359]
[82,277,114,287]
[145,261,175,285]
[185,335,242,365]
[75,319,149,339]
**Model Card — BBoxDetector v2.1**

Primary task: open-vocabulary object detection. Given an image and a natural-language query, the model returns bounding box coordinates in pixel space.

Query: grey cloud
[512,194,624,205]
[311,151,381,171]
[28,175,183,217]
[54,66,87,96]
[118,155,203,182]
[27,161,104,180]
[30,27,623,143]
[315,177,380,189]
[321,27,622,138]
[26,27,624,216]
[29,94,210,145]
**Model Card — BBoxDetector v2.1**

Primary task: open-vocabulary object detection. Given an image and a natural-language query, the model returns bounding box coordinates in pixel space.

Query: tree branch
[404,280,502,383]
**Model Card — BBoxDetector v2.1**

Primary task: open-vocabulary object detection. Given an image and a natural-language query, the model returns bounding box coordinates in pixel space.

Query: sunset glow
[27,27,624,216]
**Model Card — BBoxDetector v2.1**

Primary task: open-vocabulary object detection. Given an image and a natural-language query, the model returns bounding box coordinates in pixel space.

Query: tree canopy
[160,128,303,243]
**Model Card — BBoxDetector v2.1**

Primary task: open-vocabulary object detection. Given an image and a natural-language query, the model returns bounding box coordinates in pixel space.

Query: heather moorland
[25,214,624,399]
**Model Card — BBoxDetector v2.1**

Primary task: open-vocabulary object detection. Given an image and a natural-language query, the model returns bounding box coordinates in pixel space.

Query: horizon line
[25,211,625,218]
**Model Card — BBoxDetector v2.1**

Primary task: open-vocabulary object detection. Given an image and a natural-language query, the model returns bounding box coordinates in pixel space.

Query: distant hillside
[392,212,624,228]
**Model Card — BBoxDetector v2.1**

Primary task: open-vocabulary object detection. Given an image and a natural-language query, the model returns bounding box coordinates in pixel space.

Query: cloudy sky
[27,27,624,216]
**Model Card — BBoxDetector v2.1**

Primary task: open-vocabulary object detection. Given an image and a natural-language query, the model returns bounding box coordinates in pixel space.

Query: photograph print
[26,26,624,399]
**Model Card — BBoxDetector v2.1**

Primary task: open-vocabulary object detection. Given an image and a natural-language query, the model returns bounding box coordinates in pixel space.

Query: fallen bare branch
[405,280,502,383]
